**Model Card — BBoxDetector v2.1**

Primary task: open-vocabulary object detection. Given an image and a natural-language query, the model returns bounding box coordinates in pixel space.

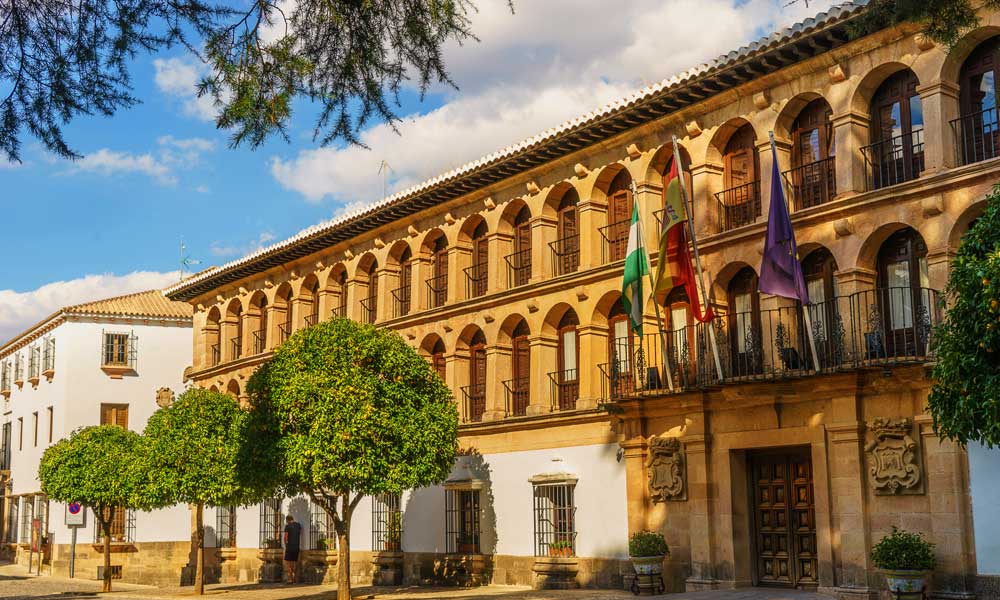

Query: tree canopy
[1,0,498,162]
[848,0,1000,47]
[928,185,1000,448]
[247,317,457,599]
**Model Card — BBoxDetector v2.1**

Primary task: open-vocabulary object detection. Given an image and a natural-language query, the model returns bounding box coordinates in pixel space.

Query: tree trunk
[101,512,112,593]
[336,525,351,600]
[195,502,205,595]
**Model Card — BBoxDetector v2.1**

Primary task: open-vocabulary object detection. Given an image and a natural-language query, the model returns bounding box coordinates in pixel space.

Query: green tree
[1,0,508,162]
[247,318,458,600]
[929,185,1000,447]
[38,425,149,593]
[142,388,276,595]
[847,0,1000,47]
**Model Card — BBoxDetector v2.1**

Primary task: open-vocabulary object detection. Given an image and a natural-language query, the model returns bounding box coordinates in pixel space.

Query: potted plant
[628,530,668,595]
[547,540,574,558]
[871,527,936,598]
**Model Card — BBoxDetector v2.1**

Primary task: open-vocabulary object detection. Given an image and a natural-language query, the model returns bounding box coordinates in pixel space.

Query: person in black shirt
[283,515,302,584]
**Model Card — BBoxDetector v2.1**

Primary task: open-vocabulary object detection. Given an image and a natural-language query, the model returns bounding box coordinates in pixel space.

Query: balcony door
[959,36,1000,164]
[556,311,580,410]
[728,268,762,377]
[876,229,930,358]
[511,320,530,416]
[802,248,840,368]
[555,193,580,274]
[868,70,923,189]
[607,299,634,398]
[468,331,487,422]
[790,99,835,209]
[721,124,760,230]
[606,171,633,262]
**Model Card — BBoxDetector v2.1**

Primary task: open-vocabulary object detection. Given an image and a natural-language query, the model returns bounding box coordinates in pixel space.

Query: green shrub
[628,530,669,557]
[871,528,936,571]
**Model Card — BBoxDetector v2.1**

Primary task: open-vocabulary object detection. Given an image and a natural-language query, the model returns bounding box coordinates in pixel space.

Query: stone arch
[420,332,446,356]
[356,252,379,280]
[940,25,1000,83]
[387,239,413,265]
[206,305,222,328]
[226,379,241,399]
[498,313,531,345]
[420,228,449,256]
[299,273,320,301]
[456,323,487,351]
[225,297,243,320]
[646,142,694,182]
[856,222,920,273]
[948,199,987,248]
[711,261,757,303]
[706,118,755,166]
[498,198,532,236]
[848,61,920,115]
[593,163,632,198]
[541,302,578,337]
[247,290,268,313]
[273,281,293,308]
[209,384,219,393]
[542,182,579,219]
[324,263,348,290]
[591,290,624,329]
[773,91,828,140]
[457,214,489,244]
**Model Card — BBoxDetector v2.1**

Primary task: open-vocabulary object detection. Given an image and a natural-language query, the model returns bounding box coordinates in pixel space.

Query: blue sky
[0,0,838,341]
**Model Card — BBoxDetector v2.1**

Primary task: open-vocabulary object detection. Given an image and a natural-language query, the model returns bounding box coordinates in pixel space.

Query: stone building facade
[166,3,1000,597]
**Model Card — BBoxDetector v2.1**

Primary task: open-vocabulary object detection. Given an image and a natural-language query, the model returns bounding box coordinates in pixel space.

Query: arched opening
[863,69,924,190]
[460,328,487,423]
[248,292,268,354]
[665,286,697,387]
[205,307,222,366]
[727,267,762,377]
[506,318,531,417]
[327,265,348,319]
[551,187,580,276]
[391,244,414,318]
[600,167,634,263]
[225,299,244,361]
[787,98,836,209]
[423,230,449,309]
[226,380,241,400]
[431,338,447,381]
[869,228,935,359]
[607,297,637,398]
[802,247,843,368]
[358,255,379,324]
[505,204,532,287]
[957,35,1000,164]
[719,123,761,230]
[465,220,489,299]
[301,274,321,327]
[274,283,293,343]
[554,309,580,411]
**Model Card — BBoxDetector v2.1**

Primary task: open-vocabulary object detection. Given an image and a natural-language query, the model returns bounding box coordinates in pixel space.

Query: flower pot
[548,546,573,558]
[630,555,666,596]
[884,570,929,598]
[456,542,477,554]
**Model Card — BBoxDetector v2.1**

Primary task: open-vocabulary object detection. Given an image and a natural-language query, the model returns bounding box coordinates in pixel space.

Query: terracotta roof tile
[63,289,192,319]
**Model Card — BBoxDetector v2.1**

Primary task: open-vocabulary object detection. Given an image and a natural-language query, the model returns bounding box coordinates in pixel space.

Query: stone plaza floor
[0,563,832,600]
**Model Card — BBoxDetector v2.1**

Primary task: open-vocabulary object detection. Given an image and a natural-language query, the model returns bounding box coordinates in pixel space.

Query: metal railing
[230,336,242,360]
[782,156,836,210]
[277,323,291,344]
[304,313,319,327]
[505,249,531,288]
[715,180,761,231]
[426,274,448,309]
[330,304,346,319]
[391,285,411,318]
[951,107,1000,166]
[549,234,580,276]
[503,377,530,417]
[461,383,486,423]
[548,369,579,411]
[210,343,221,366]
[251,330,266,355]
[464,265,488,299]
[599,219,629,263]
[861,128,924,190]
[360,297,377,324]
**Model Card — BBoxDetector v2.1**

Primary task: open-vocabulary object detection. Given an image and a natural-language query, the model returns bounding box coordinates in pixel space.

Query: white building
[0,289,192,584]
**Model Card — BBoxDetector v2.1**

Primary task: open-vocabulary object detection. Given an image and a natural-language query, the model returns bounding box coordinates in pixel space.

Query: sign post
[65,502,85,578]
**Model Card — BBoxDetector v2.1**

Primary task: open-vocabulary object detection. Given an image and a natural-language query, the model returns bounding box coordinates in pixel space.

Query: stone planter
[441,553,489,586]
[302,549,338,584]
[256,548,283,583]
[884,569,929,599]
[372,551,404,586]
[629,555,665,596]
[532,556,579,590]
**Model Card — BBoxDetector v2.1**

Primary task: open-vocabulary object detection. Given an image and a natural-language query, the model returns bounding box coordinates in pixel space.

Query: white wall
[222,496,373,551]
[969,442,1000,575]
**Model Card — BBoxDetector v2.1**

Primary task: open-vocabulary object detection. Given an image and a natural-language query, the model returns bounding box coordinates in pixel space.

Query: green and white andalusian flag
[621,202,649,337]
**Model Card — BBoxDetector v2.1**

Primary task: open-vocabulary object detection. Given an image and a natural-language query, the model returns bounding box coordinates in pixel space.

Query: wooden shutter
[470,345,487,387]
[100,404,128,429]
[432,352,446,380]
[515,221,531,254]
[609,189,633,225]
[512,336,530,382]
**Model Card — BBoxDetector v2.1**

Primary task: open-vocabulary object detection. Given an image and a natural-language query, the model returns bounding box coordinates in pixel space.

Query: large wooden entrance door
[750,450,818,589]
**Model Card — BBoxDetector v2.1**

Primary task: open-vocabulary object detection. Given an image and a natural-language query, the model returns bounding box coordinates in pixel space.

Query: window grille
[1,422,11,470]
[5,496,18,543]
[102,331,137,368]
[372,492,402,552]
[445,489,480,554]
[19,496,32,544]
[42,337,55,373]
[532,482,576,557]
[13,354,23,383]
[259,497,283,549]
[34,495,48,540]
[215,505,237,548]
[27,345,39,380]
[1,360,9,391]
[95,507,134,543]
[309,500,335,550]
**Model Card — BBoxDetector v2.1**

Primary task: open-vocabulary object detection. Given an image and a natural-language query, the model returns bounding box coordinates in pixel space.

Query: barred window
[13,354,23,382]
[42,337,55,373]
[445,488,480,554]
[95,506,134,543]
[27,345,39,380]
[372,492,402,552]
[309,500,334,550]
[4,494,17,543]
[259,497,283,549]
[532,480,576,557]
[33,495,48,542]
[102,331,137,368]
[1,360,10,390]
[215,505,237,548]
[19,496,32,544]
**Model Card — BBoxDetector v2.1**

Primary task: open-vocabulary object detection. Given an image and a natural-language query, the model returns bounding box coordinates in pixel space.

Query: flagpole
[671,135,725,382]
[769,131,821,373]
[631,181,675,392]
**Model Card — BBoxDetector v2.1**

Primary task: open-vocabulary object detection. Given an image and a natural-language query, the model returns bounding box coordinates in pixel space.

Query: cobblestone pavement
[0,563,830,600]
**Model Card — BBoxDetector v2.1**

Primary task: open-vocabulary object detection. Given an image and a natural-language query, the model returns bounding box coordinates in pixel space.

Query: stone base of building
[372,551,403,586]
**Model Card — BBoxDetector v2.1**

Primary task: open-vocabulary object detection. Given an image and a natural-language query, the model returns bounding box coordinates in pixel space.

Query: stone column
[345,277,363,322]
[289,297,308,331]
[917,79,961,173]
[411,256,431,312]
[688,162,723,239]
[530,215,557,282]
[683,418,717,588]
[263,304,280,351]
[378,264,399,322]
[578,197,608,270]
[925,248,954,294]
[445,349,470,422]
[483,343,511,421]
[576,324,605,410]
[450,245,471,304]
[830,110,869,198]
[488,232,513,293]
[620,430,650,536]
[526,334,557,416]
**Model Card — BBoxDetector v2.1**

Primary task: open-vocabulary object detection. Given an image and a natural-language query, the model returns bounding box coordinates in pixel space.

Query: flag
[652,159,713,322]
[622,201,649,337]
[759,143,809,303]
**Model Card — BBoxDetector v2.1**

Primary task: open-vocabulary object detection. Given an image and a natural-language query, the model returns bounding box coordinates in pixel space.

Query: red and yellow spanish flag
[652,159,714,322]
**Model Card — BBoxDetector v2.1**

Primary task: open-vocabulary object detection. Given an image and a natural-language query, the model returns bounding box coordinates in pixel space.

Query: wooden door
[471,230,488,297]
[607,189,633,261]
[750,450,817,589]
[433,240,448,306]
[469,338,487,421]
[513,218,531,286]
[511,333,530,416]
[557,204,579,273]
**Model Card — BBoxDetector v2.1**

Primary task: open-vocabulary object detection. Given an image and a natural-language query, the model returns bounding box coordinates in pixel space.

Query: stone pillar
[263,305,280,351]
[576,324,606,409]
[410,257,430,312]
[488,232,513,293]
[483,343,511,421]
[578,197,608,270]
[530,215,557,282]
[450,245,471,304]
[316,287,333,320]
[688,162,723,239]
[683,419,717,588]
[620,431,650,536]
[289,297,308,330]
[831,110,869,198]
[377,265,399,322]
[917,80,961,173]
[446,349,470,421]
[526,334,557,416]
[925,248,954,294]
[345,277,363,322]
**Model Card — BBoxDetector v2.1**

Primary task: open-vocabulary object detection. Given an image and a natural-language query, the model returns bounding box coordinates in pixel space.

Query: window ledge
[101,365,135,379]
[42,369,54,381]
[91,543,137,553]
[27,376,39,388]
[0,389,9,399]
[13,379,23,389]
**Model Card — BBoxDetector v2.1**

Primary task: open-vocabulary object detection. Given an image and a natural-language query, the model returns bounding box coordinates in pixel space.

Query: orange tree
[247,318,457,600]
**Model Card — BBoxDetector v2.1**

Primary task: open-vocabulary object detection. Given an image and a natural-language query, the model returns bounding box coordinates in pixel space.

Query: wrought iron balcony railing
[715,180,761,232]
[277,323,291,344]
[360,297,377,324]
[426,274,448,309]
[391,285,412,318]
[951,107,1000,166]
[782,156,836,210]
[547,369,579,412]
[251,329,266,355]
[230,336,242,361]
[861,129,924,191]
[461,383,486,423]
[549,234,580,276]
[599,219,629,263]
[503,376,530,417]
[464,265,488,299]
[210,343,221,366]
[505,249,531,288]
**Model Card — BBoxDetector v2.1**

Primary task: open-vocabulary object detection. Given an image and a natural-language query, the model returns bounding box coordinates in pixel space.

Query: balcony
[505,249,531,288]
[391,285,411,318]
[782,156,836,210]
[230,336,242,361]
[951,107,1000,166]
[861,129,924,190]
[599,287,941,402]
[426,274,448,309]
[304,313,319,327]
[251,330,266,355]
[547,369,578,411]
[549,234,580,276]
[503,377,529,417]
[360,297,377,324]
[277,323,291,345]
[461,383,486,423]
[599,219,629,263]
[330,305,346,319]
[464,265,487,299]
[210,343,221,367]
[715,180,761,232]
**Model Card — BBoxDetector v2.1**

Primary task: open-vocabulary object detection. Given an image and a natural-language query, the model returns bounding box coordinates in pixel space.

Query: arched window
[251,295,268,354]
[555,310,580,410]
[727,268,762,376]
[788,99,836,209]
[467,222,489,298]
[393,247,413,318]
[553,190,580,275]
[206,309,222,366]
[465,330,487,422]
[666,287,695,386]
[305,279,321,326]
[431,339,447,381]
[427,233,448,308]
[875,228,931,358]
[361,260,378,324]
[958,36,1000,164]
[803,248,841,366]
[604,170,633,262]
[227,302,243,361]
[865,70,924,189]
[719,124,761,231]
[607,299,635,398]
[508,206,532,287]
[509,320,530,416]
[331,270,348,318]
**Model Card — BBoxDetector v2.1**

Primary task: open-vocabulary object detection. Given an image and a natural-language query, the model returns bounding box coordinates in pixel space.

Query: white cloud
[153,57,216,121]
[0,271,182,344]
[64,136,216,185]
[270,0,840,206]
[195,184,211,194]
[210,232,277,257]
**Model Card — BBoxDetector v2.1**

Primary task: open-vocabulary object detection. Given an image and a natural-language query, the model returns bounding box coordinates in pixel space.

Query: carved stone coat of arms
[865,417,923,495]
[646,436,686,502]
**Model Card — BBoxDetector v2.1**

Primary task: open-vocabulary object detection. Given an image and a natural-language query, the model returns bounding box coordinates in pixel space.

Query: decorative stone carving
[407,225,419,237]
[483,196,496,210]
[828,63,847,83]
[685,120,702,138]
[155,387,175,408]
[374,236,386,249]
[833,218,854,238]
[865,418,923,495]
[915,33,936,52]
[625,143,642,159]
[753,91,770,110]
[526,181,541,195]
[646,436,686,502]
[444,212,457,225]
[573,163,590,178]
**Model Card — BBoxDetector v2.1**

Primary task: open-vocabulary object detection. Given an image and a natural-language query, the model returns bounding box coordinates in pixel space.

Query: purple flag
[759,141,809,304]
